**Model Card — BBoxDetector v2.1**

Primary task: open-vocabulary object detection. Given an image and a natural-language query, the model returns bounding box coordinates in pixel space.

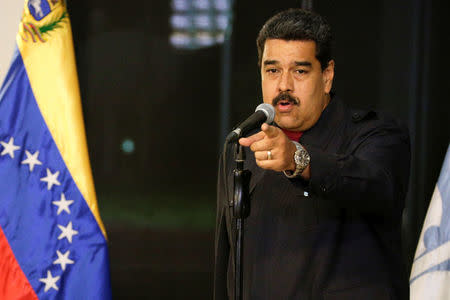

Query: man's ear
[323,60,335,93]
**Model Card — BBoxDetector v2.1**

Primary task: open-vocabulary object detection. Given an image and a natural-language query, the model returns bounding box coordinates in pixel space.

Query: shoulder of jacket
[349,107,378,123]
[346,106,410,143]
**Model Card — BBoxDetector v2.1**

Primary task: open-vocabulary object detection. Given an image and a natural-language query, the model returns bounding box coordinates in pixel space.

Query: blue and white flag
[410,144,450,299]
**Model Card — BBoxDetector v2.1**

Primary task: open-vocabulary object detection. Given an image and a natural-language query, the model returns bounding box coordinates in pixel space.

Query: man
[214,8,410,300]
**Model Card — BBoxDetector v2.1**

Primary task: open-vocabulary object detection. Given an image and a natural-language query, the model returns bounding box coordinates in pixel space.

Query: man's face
[261,39,334,132]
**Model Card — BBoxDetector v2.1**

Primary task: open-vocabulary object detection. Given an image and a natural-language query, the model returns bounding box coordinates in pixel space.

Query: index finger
[238,131,265,147]
[261,123,279,138]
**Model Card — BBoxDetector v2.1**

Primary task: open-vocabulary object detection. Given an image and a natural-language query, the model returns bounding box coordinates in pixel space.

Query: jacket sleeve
[303,118,410,218]
[214,151,231,300]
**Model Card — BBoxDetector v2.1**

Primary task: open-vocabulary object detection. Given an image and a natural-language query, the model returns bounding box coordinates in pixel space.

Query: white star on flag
[21,150,42,172]
[52,193,74,215]
[57,221,79,243]
[53,250,75,271]
[0,137,20,158]
[40,168,61,190]
[39,270,60,292]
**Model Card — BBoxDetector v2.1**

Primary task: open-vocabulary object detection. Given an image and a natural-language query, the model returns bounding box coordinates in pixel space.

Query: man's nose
[278,72,293,92]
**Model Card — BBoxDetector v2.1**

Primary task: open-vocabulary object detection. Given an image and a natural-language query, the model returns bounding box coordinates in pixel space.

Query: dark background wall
[68,0,449,298]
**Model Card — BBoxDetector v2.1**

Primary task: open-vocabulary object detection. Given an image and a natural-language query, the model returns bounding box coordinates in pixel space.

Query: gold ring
[267,150,272,160]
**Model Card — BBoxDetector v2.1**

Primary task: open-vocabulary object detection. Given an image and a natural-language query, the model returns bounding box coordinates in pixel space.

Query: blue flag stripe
[0,49,111,298]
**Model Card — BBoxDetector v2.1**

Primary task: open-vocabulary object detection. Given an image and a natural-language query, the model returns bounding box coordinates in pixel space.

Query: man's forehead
[263,39,317,52]
[262,39,317,65]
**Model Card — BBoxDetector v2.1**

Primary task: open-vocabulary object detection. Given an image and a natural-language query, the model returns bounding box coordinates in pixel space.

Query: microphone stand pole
[232,143,251,300]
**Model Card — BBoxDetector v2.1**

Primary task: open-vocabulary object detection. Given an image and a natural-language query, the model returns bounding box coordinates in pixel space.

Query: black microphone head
[225,103,275,144]
[255,103,275,124]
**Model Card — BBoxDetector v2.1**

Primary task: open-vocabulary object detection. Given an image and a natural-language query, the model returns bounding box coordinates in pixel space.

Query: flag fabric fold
[0,1,111,299]
[410,144,450,299]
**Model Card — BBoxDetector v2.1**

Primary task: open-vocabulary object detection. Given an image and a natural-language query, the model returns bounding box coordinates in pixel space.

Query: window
[170,0,233,49]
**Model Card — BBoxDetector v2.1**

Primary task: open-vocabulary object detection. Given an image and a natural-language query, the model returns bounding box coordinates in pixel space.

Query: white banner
[410,144,450,299]
[0,0,23,85]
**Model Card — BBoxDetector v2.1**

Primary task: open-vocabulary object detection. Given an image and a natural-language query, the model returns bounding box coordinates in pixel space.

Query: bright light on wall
[170,0,233,50]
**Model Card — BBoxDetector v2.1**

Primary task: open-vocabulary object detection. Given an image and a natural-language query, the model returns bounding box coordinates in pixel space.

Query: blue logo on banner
[426,145,450,258]
[423,160,450,252]
[28,0,51,21]
[414,145,450,281]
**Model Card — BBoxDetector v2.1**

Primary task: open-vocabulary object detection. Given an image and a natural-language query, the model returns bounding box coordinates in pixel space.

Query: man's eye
[295,69,306,74]
[266,68,278,73]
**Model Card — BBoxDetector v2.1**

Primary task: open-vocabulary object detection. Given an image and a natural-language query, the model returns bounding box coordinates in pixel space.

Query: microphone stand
[232,143,251,300]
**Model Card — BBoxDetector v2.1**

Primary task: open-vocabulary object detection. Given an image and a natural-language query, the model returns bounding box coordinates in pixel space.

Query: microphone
[225,103,275,144]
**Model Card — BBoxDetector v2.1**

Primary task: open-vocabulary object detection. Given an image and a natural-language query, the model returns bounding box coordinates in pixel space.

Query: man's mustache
[272,92,300,106]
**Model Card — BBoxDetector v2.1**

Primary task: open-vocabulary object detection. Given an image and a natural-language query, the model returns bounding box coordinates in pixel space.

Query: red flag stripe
[0,226,38,300]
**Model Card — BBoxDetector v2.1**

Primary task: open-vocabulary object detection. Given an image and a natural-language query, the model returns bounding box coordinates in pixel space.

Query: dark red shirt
[281,128,303,141]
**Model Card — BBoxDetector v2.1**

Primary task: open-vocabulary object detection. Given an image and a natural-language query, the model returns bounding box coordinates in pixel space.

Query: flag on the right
[410,144,450,299]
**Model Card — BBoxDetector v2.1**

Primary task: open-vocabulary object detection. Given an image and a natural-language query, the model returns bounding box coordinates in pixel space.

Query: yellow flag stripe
[17,2,107,238]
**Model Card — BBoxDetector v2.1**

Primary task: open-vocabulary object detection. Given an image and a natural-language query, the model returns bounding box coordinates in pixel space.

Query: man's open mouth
[272,92,299,107]
[278,100,293,106]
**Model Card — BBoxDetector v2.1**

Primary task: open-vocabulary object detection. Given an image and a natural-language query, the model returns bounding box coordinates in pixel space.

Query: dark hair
[256,8,333,70]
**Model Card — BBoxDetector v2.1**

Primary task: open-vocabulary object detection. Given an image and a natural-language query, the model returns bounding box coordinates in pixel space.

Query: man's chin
[275,117,303,132]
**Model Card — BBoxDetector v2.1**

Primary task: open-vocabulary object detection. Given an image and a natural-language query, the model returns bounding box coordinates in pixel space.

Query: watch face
[295,149,310,168]
[289,142,310,177]
[294,152,302,165]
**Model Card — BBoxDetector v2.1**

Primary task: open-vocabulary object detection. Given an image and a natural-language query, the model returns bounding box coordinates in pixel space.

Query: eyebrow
[263,60,279,66]
[263,60,312,67]
[294,61,312,67]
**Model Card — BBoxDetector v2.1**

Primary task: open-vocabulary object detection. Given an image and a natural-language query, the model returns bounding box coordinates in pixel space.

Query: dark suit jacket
[214,96,411,300]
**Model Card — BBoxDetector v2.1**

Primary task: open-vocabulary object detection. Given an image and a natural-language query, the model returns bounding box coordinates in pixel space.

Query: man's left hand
[239,123,297,172]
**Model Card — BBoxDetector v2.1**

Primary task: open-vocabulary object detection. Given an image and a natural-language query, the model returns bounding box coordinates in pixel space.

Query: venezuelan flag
[0,1,111,299]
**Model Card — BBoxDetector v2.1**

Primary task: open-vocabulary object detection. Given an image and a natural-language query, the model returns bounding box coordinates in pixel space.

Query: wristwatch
[283,141,310,178]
